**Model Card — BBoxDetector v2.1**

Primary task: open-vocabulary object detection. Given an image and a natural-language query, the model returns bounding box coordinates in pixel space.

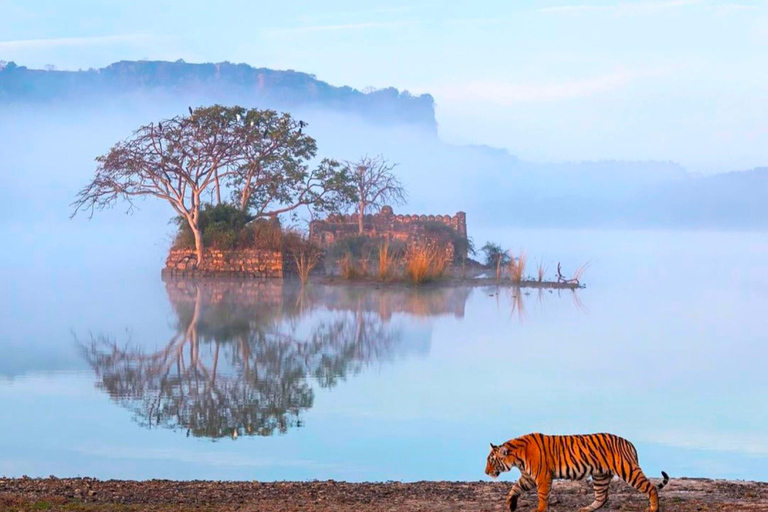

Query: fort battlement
[310,206,468,259]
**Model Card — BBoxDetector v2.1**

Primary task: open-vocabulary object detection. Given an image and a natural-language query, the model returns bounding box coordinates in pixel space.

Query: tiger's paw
[578,500,608,512]
[505,494,518,511]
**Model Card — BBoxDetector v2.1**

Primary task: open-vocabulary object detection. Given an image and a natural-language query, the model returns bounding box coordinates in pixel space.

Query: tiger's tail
[657,471,670,490]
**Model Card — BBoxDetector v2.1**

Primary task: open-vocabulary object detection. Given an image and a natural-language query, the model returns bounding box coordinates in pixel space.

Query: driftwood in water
[557,262,581,286]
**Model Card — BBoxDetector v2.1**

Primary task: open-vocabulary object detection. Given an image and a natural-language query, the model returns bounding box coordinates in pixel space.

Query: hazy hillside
[1,59,766,231]
[0,59,437,133]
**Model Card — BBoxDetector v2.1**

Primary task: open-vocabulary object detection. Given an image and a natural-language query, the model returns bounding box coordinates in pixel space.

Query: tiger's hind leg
[578,473,613,512]
[619,467,659,512]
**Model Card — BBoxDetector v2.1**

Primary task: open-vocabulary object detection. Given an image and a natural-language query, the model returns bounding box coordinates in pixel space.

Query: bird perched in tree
[188,106,193,115]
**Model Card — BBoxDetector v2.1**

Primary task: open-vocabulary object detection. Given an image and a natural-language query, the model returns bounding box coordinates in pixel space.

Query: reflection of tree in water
[83,280,471,439]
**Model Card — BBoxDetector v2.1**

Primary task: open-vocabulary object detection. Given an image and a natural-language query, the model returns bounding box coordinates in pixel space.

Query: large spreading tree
[72,105,355,265]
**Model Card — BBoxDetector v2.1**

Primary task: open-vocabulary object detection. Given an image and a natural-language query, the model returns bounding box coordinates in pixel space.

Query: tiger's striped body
[485,433,669,512]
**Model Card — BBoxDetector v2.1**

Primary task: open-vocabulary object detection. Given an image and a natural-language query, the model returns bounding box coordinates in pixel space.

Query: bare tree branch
[344,155,406,234]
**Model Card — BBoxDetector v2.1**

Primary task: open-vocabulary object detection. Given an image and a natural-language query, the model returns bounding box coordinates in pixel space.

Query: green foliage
[328,235,373,260]
[202,203,253,249]
[173,203,283,250]
[422,220,457,239]
[481,242,510,267]
[422,221,473,262]
[222,107,358,218]
[454,235,476,259]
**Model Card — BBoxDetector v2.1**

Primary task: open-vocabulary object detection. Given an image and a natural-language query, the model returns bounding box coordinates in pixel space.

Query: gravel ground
[2,477,768,511]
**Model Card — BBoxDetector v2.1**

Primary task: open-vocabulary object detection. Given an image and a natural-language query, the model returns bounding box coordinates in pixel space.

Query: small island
[73,105,586,288]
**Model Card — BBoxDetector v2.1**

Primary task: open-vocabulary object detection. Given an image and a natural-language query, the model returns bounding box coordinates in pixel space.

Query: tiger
[485,433,669,512]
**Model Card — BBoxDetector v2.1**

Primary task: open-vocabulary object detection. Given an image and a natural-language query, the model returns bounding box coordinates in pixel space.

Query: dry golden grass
[338,252,359,280]
[406,246,433,284]
[571,262,591,284]
[431,250,450,278]
[284,232,322,286]
[509,250,528,284]
[377,239,399,281]
[358,255,370,277]
[288,242,322,286]
[405,243,450,284]
[536,259,549,283]
[293,250,321,286]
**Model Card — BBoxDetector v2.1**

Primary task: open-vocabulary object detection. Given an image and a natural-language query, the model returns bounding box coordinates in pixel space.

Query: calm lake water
[1,228,767,482]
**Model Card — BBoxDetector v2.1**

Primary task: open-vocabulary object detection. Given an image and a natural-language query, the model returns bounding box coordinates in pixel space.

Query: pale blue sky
[2,0,768,173]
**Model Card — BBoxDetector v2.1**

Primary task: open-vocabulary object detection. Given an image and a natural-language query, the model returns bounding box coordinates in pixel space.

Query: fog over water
[1,229,767,481]
[3,88,767,238]
[1,91,767,482]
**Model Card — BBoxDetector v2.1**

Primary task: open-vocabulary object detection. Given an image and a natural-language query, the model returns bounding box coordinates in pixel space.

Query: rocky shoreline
[2,477,768,511]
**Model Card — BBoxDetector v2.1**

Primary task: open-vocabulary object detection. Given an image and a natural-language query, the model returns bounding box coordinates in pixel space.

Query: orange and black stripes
[485,433,669,512]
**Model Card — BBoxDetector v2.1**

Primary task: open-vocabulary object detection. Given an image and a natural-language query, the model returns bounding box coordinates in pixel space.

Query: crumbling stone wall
[309,206,468,258]
[162,248,285,278]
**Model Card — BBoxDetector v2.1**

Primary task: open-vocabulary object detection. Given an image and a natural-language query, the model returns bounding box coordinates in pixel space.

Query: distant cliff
[3,60,766,230]
[0,60,437,133]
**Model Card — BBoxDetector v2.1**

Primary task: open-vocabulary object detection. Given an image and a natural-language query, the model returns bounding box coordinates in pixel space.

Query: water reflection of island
[82,280,472,439]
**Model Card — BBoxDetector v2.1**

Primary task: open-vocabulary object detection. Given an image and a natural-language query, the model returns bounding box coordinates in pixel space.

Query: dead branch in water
[557,262,590,286]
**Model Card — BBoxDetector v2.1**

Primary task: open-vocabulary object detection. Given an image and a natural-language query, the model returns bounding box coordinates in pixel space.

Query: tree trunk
[240,187,250,212]
[354,300,364,355]
[191,224,204,268]
[190,194,204,267]
[358,201,365,234]
[240,335,251,379]
[212,342,220,385]
[239,166,258,211]
[214,170,222,205]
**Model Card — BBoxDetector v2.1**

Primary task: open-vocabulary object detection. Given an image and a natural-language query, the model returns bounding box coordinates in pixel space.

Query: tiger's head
[485,443,513,479]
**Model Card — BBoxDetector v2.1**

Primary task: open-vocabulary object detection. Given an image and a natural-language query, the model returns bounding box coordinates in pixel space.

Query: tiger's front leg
[505,474,536,511]
[534,473,552,512]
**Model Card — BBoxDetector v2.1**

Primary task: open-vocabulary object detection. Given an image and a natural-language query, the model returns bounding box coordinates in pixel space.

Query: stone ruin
[309,206,468,260]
